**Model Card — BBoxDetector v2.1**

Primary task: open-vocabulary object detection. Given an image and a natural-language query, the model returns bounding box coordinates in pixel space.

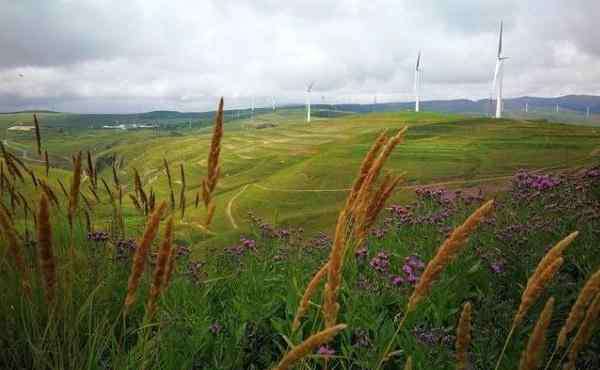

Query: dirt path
[226,184,249,229]
[253,184,352,192]
[225,164,575,229]
[3,140,45,163]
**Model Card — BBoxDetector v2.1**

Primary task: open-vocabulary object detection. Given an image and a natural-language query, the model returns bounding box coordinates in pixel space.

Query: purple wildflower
[209,322,222,335]
[316,345,335,357]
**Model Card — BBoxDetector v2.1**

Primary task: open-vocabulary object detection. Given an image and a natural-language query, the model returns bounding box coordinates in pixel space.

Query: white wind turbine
[492,21,508,119]
[306,81,315,122]
[414,51,422,112]
[272,96,276,111]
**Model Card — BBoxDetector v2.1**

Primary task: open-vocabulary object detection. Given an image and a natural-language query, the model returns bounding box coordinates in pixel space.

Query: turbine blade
[498,21,503,58]
[416,51,421,71]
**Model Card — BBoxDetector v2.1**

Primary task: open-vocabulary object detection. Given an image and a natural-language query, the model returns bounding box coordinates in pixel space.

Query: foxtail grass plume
[344,130,388,209]
[163,240,177,289]
[179,164,186,218]
[519,297,554,370]
[557,268,600,348]
[351,127,407,214]
[513,257,564,329]
[563,294,600,370]
[133,168,148,214]
[37,193,56,304]
[124,201,167,311]
[456,302,472,370]
[273,324,347,370]
[164,158,175,210]
[44,150,49,176]
[0,206,31,296]
[201,97,224,227]
[146,216,173,320]
[526,232,578,293]
[322,210,348,328]
[33,113,42,158]
[86,151,97,190]
[407,200,494,312]
[68,152,82,227]
[38,179,60,209]
[292,262,329,331]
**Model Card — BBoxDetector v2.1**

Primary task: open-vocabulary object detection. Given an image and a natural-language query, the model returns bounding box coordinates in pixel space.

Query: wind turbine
[272,96,276,111]
[306,81,315,123]
[492,21,508,119]
[414,51,422,112]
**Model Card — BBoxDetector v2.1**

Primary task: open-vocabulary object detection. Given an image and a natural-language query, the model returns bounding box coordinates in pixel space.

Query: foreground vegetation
[1,105,600,369]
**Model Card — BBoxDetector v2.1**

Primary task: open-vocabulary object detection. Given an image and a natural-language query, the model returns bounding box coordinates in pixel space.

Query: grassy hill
[4,109,600,248]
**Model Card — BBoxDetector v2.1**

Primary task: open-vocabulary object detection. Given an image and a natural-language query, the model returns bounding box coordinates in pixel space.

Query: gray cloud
[0,0,598,113]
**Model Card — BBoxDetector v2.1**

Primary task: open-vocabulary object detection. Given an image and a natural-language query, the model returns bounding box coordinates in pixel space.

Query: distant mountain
[0,110,60,114]
[311,95,600,120]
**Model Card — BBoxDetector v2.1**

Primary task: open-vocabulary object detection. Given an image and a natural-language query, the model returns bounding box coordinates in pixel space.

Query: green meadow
[2,107,600,369]
[3,109,599,246]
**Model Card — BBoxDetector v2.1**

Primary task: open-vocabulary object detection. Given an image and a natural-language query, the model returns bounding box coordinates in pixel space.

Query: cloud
[0,0,598,113]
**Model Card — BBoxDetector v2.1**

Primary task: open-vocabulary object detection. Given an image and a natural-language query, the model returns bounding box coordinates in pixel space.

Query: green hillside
[4,109,600,248]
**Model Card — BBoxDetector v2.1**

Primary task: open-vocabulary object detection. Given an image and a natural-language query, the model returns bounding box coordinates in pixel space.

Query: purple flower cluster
[115,239,136,261]
[209,322,222,335]
[173,245,190,259]
[390,255,425,287]
[415,187,455,205]
[308,232,332,249]
[413,325,454,347]
[87,231,109,242]
[514,170,561,193]
[227,236,258,257]
[316,345,335,357]
[355,246,368,261]
[369,251,390,274]
[187,261,206,284]
[584,166,600,179]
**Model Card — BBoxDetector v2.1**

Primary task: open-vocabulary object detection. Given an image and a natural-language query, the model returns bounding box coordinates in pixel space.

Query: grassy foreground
[1,108,600,369]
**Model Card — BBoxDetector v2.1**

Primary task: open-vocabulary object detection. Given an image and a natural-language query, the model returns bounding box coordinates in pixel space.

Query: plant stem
[376,312,409,370]
[493,325,515,370]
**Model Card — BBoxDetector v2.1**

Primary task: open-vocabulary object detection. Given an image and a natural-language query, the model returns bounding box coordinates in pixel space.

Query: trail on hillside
[226,184,249,229]
[3,140,45,163]
[225,164,576,229]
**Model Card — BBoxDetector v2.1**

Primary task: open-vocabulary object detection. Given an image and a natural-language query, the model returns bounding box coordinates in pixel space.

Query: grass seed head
[37,193,56,305]
[513,257,564,329]
[124,201,167,311]
[564,293,600,370]
[273,324,347,370]
[557,268,600,348]
[408,200,494,312]
[293,262,329,331]
[518,297,554,370]
[456,302,472,370]
[146,216,173,320]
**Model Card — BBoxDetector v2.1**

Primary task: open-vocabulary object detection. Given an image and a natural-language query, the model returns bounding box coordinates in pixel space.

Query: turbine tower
[492,21,508,119]
[306,81,315,123]
[272,96,276,111]
[414,51,422,113]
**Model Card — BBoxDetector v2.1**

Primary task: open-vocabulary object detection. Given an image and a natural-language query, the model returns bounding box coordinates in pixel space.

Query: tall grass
[1,100,599,369]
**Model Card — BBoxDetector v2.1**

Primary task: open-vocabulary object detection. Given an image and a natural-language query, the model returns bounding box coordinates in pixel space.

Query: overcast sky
[1,0,599,113]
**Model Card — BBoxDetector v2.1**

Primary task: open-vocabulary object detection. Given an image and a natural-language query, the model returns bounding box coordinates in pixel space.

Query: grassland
[2,107,600,369]
[4,109,599,248]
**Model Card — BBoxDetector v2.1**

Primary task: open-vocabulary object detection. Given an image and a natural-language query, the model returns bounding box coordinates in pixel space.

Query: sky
[1,0,599,113]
